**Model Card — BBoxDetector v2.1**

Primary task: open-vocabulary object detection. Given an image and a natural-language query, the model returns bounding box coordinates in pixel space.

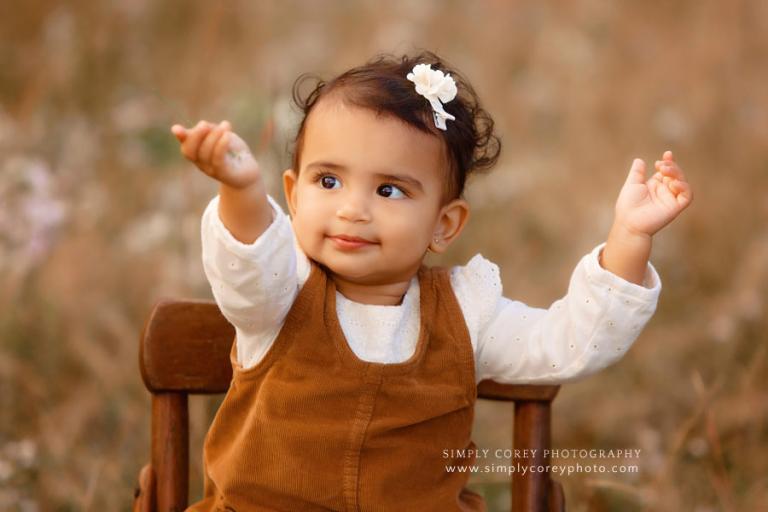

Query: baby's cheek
[296,192,331,219]
[391,214,431,240]
[385,225,431,256]
[293,219,320,244]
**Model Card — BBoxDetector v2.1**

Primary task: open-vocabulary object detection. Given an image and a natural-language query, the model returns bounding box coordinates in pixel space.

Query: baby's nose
[336,196,371,222]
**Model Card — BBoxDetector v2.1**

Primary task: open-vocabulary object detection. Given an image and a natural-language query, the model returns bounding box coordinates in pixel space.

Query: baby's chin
[316,258,406,285]
[323,264,424,286]
[318,260,377,282]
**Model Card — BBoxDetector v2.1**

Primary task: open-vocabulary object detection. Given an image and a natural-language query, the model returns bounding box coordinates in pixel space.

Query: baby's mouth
[327,234,377,250]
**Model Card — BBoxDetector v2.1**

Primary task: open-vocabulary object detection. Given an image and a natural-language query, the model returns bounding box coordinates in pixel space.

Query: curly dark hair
[288,50,501,205]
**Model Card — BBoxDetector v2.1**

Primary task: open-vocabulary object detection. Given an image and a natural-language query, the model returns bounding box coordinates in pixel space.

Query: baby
[171,51,692,511]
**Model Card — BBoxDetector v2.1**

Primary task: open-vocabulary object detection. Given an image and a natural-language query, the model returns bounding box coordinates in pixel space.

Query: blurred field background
[1,1,766,510]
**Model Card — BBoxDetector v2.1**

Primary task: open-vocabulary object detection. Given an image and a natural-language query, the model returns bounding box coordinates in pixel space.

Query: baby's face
[283,98,453,285]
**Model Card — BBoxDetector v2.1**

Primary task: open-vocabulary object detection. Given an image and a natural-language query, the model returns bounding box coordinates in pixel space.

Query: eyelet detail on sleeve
[450,253,503,342]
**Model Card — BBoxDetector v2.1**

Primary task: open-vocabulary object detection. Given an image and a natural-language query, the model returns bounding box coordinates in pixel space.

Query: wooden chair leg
[512,399,552,512]
[133,463,156,512]
[152,392,189,511]
[548,478,566,512]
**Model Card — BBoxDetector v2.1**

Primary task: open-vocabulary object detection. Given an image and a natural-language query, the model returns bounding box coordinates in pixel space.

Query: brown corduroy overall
[186,259,486,512]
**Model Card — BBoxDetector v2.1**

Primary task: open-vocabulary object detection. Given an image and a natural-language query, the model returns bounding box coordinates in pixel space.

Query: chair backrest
[135,299,566,512]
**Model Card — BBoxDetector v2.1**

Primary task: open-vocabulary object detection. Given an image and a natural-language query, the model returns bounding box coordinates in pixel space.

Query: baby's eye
[377,184,407,199]
[318,175,341,189]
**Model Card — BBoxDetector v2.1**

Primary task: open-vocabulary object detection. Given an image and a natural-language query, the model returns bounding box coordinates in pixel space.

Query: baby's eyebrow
[305,161,424,193]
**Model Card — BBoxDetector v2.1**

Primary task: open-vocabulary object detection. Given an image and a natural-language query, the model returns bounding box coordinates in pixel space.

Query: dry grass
[1,1,766,510]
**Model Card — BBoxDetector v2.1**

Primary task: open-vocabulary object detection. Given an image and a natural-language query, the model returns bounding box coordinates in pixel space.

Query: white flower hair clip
[406,63,458,131]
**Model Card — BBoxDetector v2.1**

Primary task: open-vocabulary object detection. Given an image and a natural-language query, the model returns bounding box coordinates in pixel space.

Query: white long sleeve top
[201,194,662,385]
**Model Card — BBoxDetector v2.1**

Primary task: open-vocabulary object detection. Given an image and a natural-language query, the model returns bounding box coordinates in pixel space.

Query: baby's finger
[171,124,187,142]
[669,179,693,206]
[654,159,677,180]
[663,150,675,162]
[660,162,685,181]
[199,122,228,165]
[654,173,678,209]
[659,162,683,178]
[181,121,212,161]
[212,131,231,169]
[625,158,647,186]
[192,121,218,162]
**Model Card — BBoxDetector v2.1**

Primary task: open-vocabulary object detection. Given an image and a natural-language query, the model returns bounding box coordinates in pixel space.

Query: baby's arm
[173,120,307,369]
[464,248,660,384]
[200,193,306,368]
[466,150,691,384]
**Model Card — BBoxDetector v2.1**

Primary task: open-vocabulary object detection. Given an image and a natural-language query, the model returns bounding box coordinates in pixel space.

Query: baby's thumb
[625,158,647,185]
[171,124,187,142]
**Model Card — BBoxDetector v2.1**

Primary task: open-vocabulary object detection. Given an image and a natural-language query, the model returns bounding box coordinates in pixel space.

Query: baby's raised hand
[171,120,261,189]
[613,150,693,238]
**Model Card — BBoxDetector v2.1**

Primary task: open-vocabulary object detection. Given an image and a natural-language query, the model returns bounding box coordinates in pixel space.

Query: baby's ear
[282,169,299,217]
[432,198,470,253]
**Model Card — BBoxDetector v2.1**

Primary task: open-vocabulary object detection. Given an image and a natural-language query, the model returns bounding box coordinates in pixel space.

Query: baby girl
[171,51,692,511]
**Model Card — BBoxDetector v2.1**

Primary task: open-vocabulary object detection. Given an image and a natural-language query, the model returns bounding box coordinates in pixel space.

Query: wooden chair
[132,299,566,512]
